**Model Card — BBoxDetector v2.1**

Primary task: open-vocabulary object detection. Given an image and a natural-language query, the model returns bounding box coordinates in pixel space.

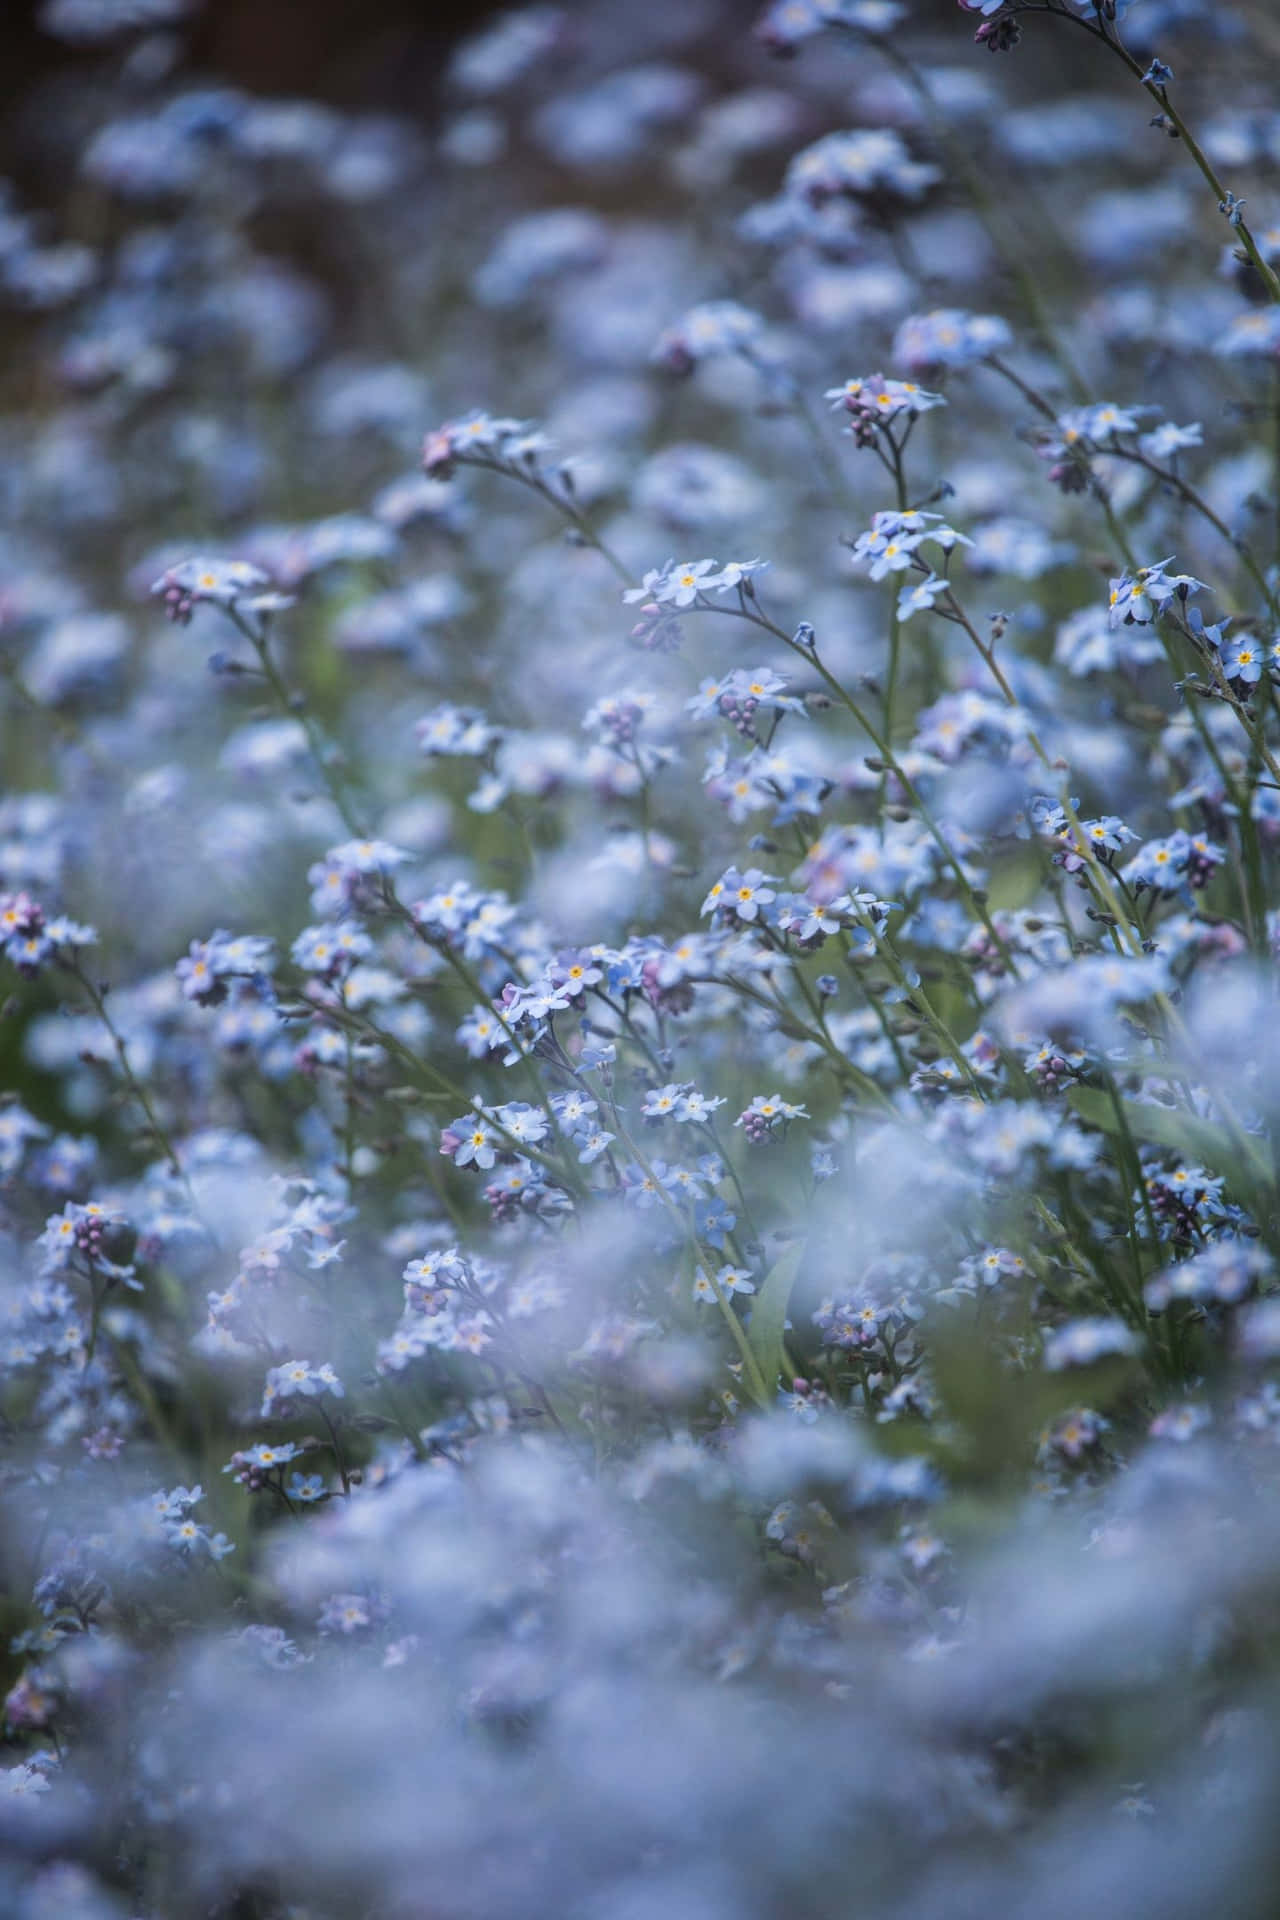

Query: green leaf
[747,1239,806,1398]
[1068,1086,1274,1218]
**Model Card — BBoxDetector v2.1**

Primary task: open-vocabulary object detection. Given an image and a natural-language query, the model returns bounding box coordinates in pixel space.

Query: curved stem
[66,962,198,1206]
[225,608,364,836]
[1011,2,1280,303]
[701,594,1024,975]
[854,27,1090,396]
[1105,444,1276,616]
[466,453,635,587]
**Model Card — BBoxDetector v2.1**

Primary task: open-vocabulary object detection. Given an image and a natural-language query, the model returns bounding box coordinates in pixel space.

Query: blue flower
[1222,634,1264,684]
[287,1473,329,1503]
[897,573,946,620]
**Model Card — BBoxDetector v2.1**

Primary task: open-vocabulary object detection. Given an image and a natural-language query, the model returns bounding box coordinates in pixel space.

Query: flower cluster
[0,894,96,976]
[149,555,279,625]
[3,0,1280,1915]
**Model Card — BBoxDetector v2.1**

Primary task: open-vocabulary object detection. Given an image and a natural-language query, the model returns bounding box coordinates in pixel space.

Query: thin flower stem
[342,1034,358,1189]
[941,563,1272,1188]
[467,453,635,587]
[225,608,364,836]
[855,29,1090,397]
[740,345,856,510]
[881,432,910,755]
[601,1095,772,1405]
[321,992,585,1196]
[1103,1070,1162,1259]
[705,1259,774,1409]
[590,988,668,1077]
[705,1120,767,1254]
[0,659,116,777]
[373,883,589,1198]
[378,1377,428,1460]
[984,352,1273,933]
[1018,1,1280,304]
[318,1404,351,1495]
[67,962,198,1205]
[983,353,1058,426]
[934,583,1161,961]
[850,906,985,1098]
[110,1330,189,1466]
[1104,444,1277,616]
[935,578,1248,982]
[701,595,1024,976]
[698,965,895,1112]
[856,970,914,1083]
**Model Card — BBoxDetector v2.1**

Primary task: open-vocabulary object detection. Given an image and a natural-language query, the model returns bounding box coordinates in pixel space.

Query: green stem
[67,963,196,1201]
[1105,444,1276,616]
[1016,1,1280,304]
[467,453,635,587]
[702,594,1024,975]
[226,608,364,836]
[859,29,1090,395]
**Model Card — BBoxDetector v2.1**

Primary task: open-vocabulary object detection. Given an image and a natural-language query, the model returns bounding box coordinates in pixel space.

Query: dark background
[0,0,506,171]
[5,0,1276,220]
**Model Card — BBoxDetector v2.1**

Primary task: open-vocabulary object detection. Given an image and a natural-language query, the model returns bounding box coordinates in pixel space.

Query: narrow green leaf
[747,1239,806,1398]
[1068,1087,1274,1216]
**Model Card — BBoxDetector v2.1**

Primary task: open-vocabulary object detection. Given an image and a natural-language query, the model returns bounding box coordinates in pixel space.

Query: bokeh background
[8,3,1280,1917]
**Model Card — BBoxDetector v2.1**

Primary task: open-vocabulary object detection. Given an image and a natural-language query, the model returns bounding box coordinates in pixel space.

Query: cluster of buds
[829,374,946,448]
[261,1358,345,1419]
[639,954,695,1017]
[486,1163,569,1227]
[33,1554,106,1626]
[764,1497,834,1564]
[0,892,96,976]
[292,1025,348,1077]
[1044,447,1090,494]
[484,1172,534,1225]
[735,1092,810,1144]
[40,1200,136,1279]
[961,922,1015,980]
[1127,829,1225,896]
[589,695,648,747]
[626,602,684,652]
[786,1376,832,1415]
[156,578,200,624]
[975,14,1020,51]
[816,1300,894,1352]
[845,398,885,449]
[1143,1166,1223,1244]
[73,1205,109,1261]
[717,690,760,736]
[1179,842,1221,891]
[1025,1043,1087,1094]
[1,891,48,974]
